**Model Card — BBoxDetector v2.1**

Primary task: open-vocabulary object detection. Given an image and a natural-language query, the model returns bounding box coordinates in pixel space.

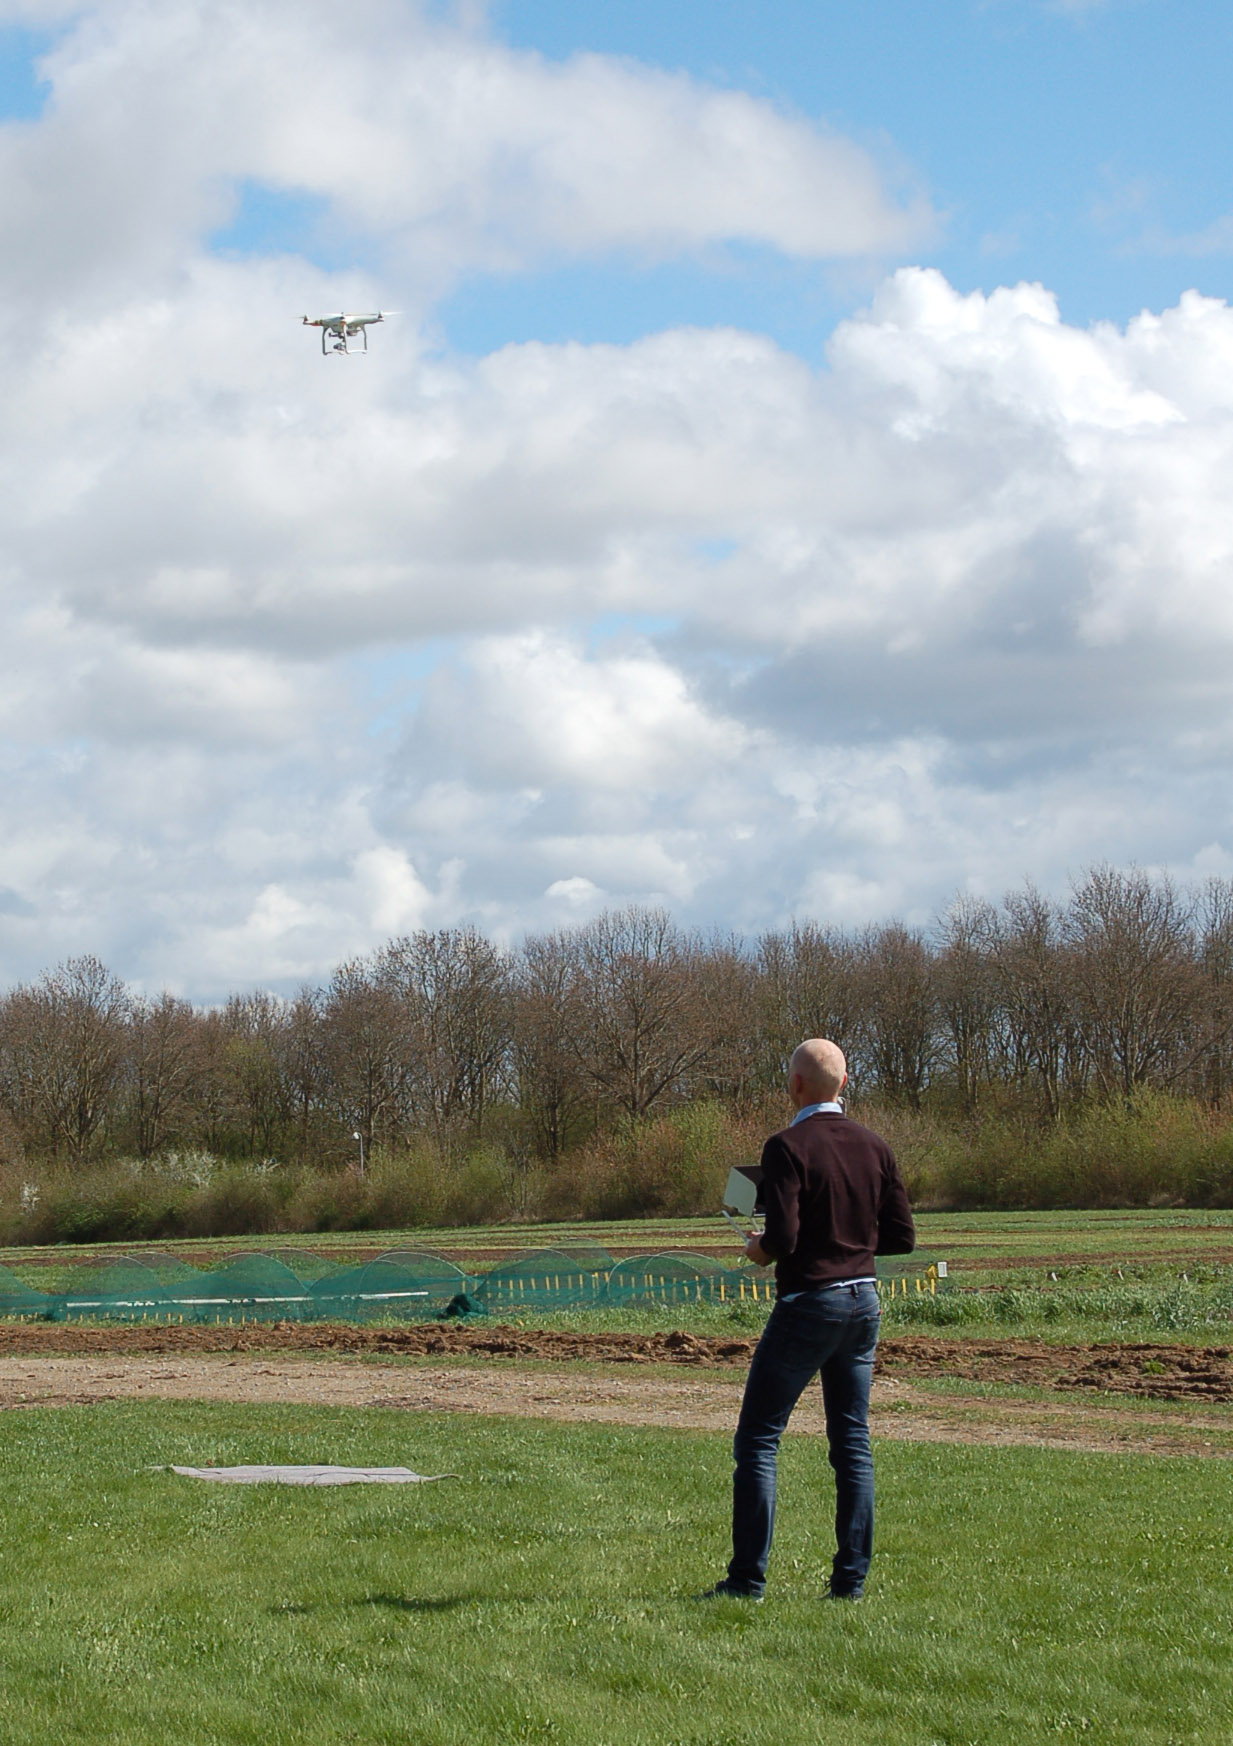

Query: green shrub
[181,1164,290,1237]
[544,1101,766,1221]
[924,1091,1233,1211]
[4,1088,1233,1248]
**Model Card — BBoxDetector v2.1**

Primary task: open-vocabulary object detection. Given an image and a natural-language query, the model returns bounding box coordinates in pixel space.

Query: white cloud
[8,257,1233,988]
[9,262,1233,989]
[191,844,433,988]
[405,632,753,791]
[546,876,603,909]
[3,3,1233,993]
[0,0,929,315]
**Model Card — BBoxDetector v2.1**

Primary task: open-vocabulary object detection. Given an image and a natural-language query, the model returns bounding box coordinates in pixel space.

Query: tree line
[3,865,1233,1171]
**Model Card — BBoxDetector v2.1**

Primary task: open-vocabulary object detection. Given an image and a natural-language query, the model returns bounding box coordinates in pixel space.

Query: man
[701,1038,915,1603]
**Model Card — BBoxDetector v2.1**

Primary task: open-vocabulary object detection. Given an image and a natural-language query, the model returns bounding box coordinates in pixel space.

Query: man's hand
[744,1231,772,1267]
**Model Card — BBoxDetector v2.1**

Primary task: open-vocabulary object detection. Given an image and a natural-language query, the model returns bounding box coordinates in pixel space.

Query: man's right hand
[744,1232,772,1267]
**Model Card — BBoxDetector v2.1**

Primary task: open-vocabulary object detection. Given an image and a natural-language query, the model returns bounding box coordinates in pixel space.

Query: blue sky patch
[210,180,353,268]
[0,27,55,121]
[438,246,853,359]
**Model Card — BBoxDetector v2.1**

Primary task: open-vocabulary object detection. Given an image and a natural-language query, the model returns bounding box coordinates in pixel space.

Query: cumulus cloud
[0,0,929,312]
[403,633,753,791]
[1,2,1232,993]
[8,254,1233,991]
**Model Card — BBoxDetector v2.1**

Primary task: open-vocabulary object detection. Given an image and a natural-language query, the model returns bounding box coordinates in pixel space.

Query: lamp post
[352,1130,366,1176]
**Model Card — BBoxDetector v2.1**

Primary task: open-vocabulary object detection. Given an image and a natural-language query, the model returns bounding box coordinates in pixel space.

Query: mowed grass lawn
[0,1406,1229,1746]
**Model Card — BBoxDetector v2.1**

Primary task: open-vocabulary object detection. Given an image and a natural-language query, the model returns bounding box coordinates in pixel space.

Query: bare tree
[571,907,712,1120]
[853,924,937,1109]
[319,957,413,1155]
[757,922,857,1089]
[994,884,1079,1120]
[934,896,1001,1113]
[379,928,512,1139]
[277,987,327,1160]
[223,991,291,1156]
[124,991,200,1158]
[694,934,762,1105]
[0,956,130,1161]
[1193,878,1233,1107]
[1066,866,1198,1100]
[511,930,592,1162]
[181,1009,236,1155]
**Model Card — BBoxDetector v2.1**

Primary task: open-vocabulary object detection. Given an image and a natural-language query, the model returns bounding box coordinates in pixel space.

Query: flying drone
[301,311,396,355]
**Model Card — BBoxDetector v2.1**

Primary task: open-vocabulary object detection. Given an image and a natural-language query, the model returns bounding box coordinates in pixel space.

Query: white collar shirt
[790,1100,844,1125]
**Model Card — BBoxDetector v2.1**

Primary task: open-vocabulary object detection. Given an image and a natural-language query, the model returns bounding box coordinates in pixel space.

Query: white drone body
[301,311,394,355]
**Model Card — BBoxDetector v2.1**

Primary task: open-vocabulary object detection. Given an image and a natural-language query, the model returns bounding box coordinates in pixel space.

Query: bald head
[788,1039,847,1107]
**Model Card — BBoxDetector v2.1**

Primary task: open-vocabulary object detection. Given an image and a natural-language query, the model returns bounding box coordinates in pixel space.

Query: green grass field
[0,1402,1230,1746]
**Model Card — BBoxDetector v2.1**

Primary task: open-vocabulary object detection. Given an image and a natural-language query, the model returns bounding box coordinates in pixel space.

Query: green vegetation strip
[0,1403,1230,1745]
[7,1206,1233,1274]
[5,1208,1233,1345]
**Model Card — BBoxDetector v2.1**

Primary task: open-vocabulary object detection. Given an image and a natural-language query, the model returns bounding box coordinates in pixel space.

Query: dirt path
[1,1330,1232,1459]
[1,1321,1231,1404]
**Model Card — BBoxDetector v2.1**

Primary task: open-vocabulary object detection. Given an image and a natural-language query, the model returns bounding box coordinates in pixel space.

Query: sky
[1,0,1233,999]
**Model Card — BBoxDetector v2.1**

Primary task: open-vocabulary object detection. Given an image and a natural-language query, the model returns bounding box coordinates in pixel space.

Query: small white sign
[722,1169,758,1218]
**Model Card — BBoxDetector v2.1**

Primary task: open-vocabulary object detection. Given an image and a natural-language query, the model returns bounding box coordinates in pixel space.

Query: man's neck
[790,1099,844,1125]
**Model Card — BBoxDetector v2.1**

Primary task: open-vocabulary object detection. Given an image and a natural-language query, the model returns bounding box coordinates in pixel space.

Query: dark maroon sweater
[758,1112,916,1295]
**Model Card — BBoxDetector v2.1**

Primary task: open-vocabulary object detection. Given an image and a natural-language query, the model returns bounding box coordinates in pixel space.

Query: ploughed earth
[1,1321,1232,1460]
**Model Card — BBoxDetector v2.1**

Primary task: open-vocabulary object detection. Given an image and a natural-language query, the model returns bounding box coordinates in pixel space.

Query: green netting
[59,1262,168,1320]
[0,1244,948,1324]
[551,1242,615,1269]
[164,1254,315,1323]
[309,1252,466,1320]
[604,1252,734,1305]
[263,1248,338,1283]
[372,1248,469,1286]
[0,1263,51,1318]
[474,1249,611,1310]
[117,1252,199,1284]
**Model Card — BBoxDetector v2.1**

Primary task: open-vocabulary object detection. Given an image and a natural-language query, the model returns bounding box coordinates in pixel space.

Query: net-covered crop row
[0,1245,945,1324]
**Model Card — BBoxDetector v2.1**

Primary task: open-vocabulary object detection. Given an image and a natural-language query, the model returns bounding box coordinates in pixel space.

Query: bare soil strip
[1,1324,1232,1458]
[0,1352,1230,1460]
[1,1322,1231,1404]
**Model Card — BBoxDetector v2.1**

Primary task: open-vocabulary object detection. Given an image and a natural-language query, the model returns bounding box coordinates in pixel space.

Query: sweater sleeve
[757,1134,800,1260]
[876,1155,916,1256]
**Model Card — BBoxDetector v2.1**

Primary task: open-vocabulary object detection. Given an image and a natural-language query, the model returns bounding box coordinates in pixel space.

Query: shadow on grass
[359,1593,472,1614]
[268,1593,474,1617]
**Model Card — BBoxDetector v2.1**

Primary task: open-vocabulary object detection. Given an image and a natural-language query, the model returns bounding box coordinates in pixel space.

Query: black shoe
[696,1580,764,1602]
[824,1585,863,1602]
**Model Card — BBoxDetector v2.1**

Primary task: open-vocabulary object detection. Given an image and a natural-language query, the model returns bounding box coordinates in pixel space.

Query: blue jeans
[727,1282,880,1596]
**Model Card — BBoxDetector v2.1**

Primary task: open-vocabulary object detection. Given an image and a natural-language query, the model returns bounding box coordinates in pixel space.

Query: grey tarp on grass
[167,1465,456,1485]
